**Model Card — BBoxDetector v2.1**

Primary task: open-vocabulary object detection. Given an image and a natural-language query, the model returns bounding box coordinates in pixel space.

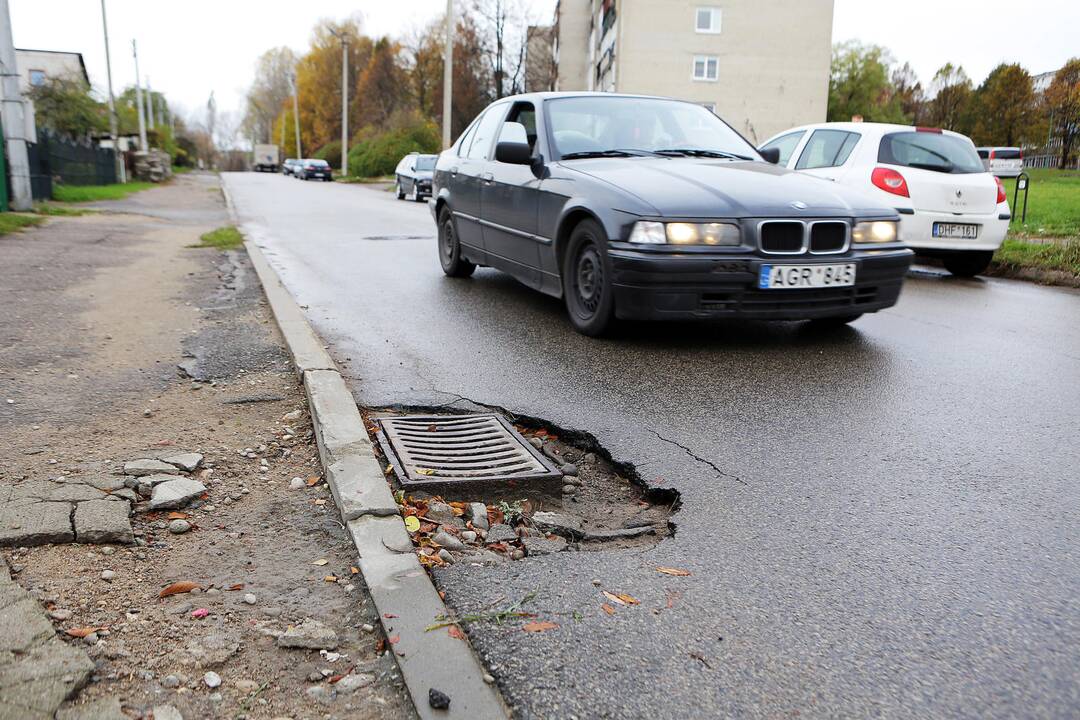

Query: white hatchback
[760,122,1010,277]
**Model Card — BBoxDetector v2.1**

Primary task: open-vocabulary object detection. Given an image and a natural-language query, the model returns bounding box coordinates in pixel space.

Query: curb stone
[227,176,509,720]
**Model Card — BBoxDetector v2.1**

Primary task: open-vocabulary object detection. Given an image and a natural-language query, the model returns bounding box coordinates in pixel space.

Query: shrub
[347,122,440,178]
[314,141,342,169]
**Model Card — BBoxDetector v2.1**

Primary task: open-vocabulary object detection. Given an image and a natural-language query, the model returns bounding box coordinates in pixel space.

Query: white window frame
[29,69,46,86]
[692,55,719,82]
[695,7,722,34]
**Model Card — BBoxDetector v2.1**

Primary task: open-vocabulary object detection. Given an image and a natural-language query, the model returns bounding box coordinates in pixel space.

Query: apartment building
[549,0,834,143]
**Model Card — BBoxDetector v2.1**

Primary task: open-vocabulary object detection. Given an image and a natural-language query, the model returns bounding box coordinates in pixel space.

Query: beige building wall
[15,49,88,92]
[554,0,591,91]
[614,0,834,143]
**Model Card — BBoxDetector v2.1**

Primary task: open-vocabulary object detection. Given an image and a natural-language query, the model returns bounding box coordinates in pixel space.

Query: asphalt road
[226,171,1080,719]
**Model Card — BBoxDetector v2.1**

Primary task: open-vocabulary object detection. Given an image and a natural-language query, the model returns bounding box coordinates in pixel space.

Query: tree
[26,77,107,137]
[1045,58,1080,167]
[827,42,906,123]
[927,63,973,132]
[407,15,492,138]
[971,63,1035,146]
[294,18,372,153]
[242,47,297,145]
[354,37,410,131]
[469,0,530,99]
[891,63,926,125]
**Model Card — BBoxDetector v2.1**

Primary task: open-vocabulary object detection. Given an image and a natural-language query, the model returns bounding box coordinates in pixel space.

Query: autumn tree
[354,37,410,131]
[827,42,905,123]
[1045,58,1080,167]
[891,63,926,125]
[927,63,974,132]
[971,63,1035,146]
[243,47,297,145]
[294,18,372,153]
[408,15,492,139]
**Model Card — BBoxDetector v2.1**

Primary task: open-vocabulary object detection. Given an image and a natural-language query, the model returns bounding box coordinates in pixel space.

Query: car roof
[488,90,708,105]
[763,121,973,144]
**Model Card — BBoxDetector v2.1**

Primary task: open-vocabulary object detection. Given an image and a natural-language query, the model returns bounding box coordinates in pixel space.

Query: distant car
[976,146,1024,178]
[394,153,437,201]
[296,159,332,181]
[760,122,1010,277]
[431,92,912,336]
[281,158,300,176]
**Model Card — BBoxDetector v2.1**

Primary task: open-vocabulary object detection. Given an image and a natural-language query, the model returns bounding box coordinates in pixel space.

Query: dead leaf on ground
[313,499,326,506]
[448,625,465,640]
[313,559,329,566]
[350,567,359,575]
[657,567,692,577]
[522,621,558,633]
[388,635,400,644]
[158,581,200,598]
[226,583,244,591]
[323,575,338,582]
[616,593,640,605]
[602,591,627,606]
[383,613,398,619]
[166,512,189,520]
[601,604,616,616]
[375,638,386,654]
[415,468,436,476]
[306,475,321,486]
[65,626,105,638]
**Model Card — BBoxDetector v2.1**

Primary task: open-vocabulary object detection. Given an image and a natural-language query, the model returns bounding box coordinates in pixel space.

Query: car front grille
[759,222,805,254]
[809,222,848,254]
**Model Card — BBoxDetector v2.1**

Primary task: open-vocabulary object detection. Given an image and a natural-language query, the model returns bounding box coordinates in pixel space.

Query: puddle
[361,408,679,567]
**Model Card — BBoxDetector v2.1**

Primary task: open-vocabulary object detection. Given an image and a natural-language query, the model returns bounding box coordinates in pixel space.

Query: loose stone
[560,463,578,476]
[168,519,192,534]
[432,530,465,551]
[101,570,115,582]
[161,674,180,689]
[429,688,451,710]
[204,671,222,688]
[243,593,257,605]
[289,477,305,490]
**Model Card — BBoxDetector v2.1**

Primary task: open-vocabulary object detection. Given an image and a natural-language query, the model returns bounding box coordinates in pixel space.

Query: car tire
[396,180,405,200]
[943,251,993,277]
[438,207,476,278]
[562,219,616,337]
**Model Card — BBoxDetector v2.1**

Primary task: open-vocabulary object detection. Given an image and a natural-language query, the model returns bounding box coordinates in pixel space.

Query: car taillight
[871,167,910,198]
[989,149,996,159]
[995,176,1007,204]
[916,126,943,134]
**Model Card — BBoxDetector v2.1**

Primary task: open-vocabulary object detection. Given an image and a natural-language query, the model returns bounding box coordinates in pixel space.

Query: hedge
[314,141,342,169]
[347,123,441,178]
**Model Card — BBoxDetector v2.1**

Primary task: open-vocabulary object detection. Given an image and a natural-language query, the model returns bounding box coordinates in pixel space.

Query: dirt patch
[363,409,678,569]
[0,175,413,719]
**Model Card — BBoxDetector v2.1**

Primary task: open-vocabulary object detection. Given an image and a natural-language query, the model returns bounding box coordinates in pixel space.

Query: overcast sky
[9,0,1080,123]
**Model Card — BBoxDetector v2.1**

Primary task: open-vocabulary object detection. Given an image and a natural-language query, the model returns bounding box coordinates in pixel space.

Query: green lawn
[1001,168,1080,239]
[0,213,44,235]
[189,225,244,250]
[52,181,155,203]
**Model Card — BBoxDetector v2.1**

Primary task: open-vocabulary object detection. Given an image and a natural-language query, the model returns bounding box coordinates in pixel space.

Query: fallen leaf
[415,468,436,476]
[167,512,189,520]
[616,594,640,605]
[306,476,321,486]
[601,604,616,615]
[388,635,400,644]
[384,465,394,475]
[159,581,200,598]
[522,621,558,633]
[313,499,326,506]
[602,591,626,606]
[350,567,359,575]
[383,613,398,619]
[323,575,338,582]
[226,583,245,591]
[375,638,386,654]
[448,625,465,640]
[313,559,329,566]
[657,567,692,577]
[191,608,210,619]
[403,516,421,533]
[65,626,104,638]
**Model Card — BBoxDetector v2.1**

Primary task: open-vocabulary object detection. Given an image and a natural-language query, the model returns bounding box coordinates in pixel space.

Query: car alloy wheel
[438,208,476,278]
[562,219,615,336]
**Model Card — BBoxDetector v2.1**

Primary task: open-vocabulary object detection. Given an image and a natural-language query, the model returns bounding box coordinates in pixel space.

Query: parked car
[760,122,1010,277]
[253,144,279,172]
[976,146,1024,178]
[431,92,912,336]
[281,158,300,176]
[296,158,333,181]
[394,153,437,201]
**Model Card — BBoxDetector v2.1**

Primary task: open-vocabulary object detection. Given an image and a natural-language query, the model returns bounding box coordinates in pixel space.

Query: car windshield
[415,156,436,171]
[878,132,984,174]
[547,96,759,160]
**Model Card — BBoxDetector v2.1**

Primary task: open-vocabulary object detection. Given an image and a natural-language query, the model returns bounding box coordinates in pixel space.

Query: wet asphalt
[225,171,1080,720]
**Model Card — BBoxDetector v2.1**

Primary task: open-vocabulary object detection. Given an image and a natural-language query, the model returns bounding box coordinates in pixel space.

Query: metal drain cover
[375,414,563,497]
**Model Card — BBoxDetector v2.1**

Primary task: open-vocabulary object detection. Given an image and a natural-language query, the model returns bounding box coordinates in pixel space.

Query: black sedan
[431,92,913,336]
[296,159,332,181]
[394,153,437,201]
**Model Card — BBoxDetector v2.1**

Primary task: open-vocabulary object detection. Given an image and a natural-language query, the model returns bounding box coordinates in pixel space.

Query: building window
[695,7,722,33]
[692,56,719,82]
[29,69,46,86]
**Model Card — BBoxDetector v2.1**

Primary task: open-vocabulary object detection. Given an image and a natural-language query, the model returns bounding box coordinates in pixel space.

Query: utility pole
[442,0,454,149]
[290,75,301,158]
[0,0,32,210]
[100,0,125,182]
[328,28,349,176]
[132,40,148,151]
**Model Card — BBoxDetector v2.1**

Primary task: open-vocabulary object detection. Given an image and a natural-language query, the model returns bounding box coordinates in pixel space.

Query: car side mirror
[759,147,781,165]
[495,141,533,165]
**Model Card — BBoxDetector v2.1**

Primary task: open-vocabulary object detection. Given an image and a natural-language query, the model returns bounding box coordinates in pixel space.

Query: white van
[976,147,1023,178]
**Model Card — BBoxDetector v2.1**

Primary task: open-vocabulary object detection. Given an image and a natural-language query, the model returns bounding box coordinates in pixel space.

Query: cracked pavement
[226,172,1080,719]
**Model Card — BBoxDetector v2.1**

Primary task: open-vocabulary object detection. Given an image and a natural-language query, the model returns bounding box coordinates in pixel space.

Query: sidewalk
[0,174,412,719]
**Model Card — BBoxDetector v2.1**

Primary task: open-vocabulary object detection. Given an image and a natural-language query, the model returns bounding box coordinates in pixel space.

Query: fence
[27,130,118,200]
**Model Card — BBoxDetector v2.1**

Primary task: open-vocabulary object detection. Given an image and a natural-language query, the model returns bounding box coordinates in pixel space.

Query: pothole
[361,409,679,568]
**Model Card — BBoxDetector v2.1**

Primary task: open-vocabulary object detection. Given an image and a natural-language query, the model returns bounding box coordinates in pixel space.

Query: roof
[15,48,90,86]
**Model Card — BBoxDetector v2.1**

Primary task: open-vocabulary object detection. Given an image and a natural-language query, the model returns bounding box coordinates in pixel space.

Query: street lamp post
[100,0,125,182]
[132,40,147,151]
[290,75,301,159]
[329,29,349,177]
[442,0,454,149]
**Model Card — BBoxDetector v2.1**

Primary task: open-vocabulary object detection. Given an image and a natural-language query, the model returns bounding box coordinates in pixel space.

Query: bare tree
[242,47,298,144]
[468,0,531,98]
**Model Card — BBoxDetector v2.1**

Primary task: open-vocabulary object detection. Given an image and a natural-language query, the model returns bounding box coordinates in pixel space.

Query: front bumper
[609,247,913,321]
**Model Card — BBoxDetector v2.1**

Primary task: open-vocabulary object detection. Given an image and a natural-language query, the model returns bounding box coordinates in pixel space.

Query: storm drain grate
[375,414,562,494]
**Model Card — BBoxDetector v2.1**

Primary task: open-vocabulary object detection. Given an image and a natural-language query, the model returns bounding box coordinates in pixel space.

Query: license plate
[758,263,856,289]
[933,222,979,239]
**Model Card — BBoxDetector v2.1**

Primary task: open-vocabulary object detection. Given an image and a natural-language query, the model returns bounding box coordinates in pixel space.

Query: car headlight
[628,221,740,246]
[852,220,898,244]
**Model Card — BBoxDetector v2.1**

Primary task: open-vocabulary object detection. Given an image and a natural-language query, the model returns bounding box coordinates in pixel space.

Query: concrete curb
[226,176,508,720]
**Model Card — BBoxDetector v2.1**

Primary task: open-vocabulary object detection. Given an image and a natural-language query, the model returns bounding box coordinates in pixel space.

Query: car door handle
[481,172,495,184]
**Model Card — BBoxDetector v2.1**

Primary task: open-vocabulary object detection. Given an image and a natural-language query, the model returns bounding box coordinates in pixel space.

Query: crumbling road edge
[222,178,509,720]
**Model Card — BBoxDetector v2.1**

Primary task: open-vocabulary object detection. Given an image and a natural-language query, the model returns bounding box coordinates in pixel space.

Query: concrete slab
[161,452,203,472]
[122,459,179,476]
[55,696,125,720]
[73,499,133,545]
[0,502,74,546]
[148,478,206,510]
